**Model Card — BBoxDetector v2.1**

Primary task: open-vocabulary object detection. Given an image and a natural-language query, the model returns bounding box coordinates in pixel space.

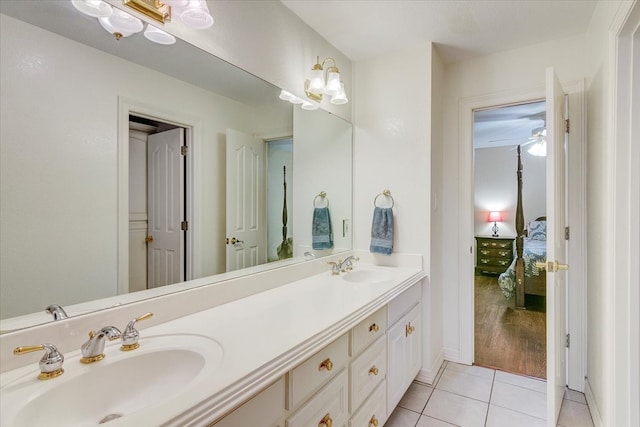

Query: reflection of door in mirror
[129,117,187,292]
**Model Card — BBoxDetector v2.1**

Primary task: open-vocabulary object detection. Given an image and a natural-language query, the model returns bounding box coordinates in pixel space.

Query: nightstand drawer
[478,257,512,268]
[477,247,512,258]
[477,239,513,250]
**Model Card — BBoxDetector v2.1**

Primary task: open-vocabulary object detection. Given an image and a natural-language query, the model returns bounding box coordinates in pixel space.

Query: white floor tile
[486,404,546,427]
[557,400,594,427]
[490,381,546,419]
[437,369,493,402]
[398,382,434,413]
[563,388,587,405]
[445,362,496,380]
[423,389,488,427]
[416,415,458,426]
[385,407,421,427]
[494,370,546,393]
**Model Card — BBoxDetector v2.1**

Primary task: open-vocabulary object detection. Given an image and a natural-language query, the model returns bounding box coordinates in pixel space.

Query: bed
[498,146,547,309]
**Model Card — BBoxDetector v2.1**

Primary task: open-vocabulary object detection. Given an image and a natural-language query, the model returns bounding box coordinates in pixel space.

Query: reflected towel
[370,207,394,255]
[312,207,333,250]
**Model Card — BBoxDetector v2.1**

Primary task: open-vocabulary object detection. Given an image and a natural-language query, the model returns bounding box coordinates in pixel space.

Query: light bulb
[307,69,325,95]
[330,83,348,105]
[325,70,341,94]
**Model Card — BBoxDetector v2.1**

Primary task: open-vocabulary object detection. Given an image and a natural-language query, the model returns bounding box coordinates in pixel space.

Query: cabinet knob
[368,366,379,376]
[368,323,379,332]
[369,415,379,427]
[318,413,333,427]
[405,323,416,336]
[318,358,333,371]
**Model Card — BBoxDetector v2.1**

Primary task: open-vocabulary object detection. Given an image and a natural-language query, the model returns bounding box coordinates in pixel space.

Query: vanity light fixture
[71,0,213,44]
[304,57,348,105]
[279,89,320,111]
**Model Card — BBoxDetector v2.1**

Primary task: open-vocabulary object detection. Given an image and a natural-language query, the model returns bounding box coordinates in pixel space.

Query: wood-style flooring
[474,274,546,379]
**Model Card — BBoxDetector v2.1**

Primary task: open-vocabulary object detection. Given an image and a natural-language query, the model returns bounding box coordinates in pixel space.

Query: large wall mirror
[0,1,353,331]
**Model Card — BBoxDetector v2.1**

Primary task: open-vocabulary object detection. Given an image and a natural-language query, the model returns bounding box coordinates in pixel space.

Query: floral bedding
[498,237,547,299]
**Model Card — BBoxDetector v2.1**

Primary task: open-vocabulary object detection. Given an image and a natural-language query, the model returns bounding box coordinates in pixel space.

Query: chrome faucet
[14,343,65,380]
[328,255,360,275]
[121,312,154,351]
[45,304,68,320]
[80,326,121,364]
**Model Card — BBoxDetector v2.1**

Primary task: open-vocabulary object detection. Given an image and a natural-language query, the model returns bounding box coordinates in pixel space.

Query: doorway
[128,115,188,292]
[472,100,547,378]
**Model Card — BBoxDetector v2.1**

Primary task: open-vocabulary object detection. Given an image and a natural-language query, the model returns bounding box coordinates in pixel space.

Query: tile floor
[385,362,594,427]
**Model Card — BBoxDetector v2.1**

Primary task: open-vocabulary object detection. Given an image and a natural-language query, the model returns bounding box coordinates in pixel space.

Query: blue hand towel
[370,207,394,255]
[312,207,333,250]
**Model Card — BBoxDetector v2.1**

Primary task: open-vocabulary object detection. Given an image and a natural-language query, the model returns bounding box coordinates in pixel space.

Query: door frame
[458,82,587,390]
[117,98,198,294]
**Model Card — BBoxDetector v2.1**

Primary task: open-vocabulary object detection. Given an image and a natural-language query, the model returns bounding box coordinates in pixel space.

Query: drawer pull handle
[369,323,379,332]
[319,358,333,371]
[369,415,379,427]
[405,323,415,336]
[499,243,508,247]
[480,250,490,255]
[481,259,489,264]
[481,242,489,247]
[319,413,333,427]
[368,366,379,375]
[499,251,509,256]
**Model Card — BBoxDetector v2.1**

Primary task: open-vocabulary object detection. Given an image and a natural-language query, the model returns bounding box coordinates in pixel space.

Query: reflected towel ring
[313,191,329,208]
[373,189,394,208]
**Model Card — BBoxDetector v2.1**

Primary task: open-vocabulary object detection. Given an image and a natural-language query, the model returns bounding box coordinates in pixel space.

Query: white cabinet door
[386,302,422,413]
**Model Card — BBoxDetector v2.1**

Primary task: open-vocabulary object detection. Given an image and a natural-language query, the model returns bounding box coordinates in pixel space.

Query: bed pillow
[528,220,546,240]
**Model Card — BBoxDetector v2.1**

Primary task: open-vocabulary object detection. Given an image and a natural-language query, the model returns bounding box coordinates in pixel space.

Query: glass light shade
[71,0,113,18]
[528,141,547,157]
[325,70,341,94]
[144,25,176,45]
[179,0,214,29]
[330,83,348,105]
[307,69,325,94]
[289,96,304,105]
[99,8,143,37]
[301,101,319,110]
[279,90,295,101]
[488,211,502,222]
[164,0,190,7]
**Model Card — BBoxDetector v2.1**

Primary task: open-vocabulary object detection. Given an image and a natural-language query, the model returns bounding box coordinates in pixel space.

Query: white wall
[353,44,437,379]
[437,34,587,362]
[474,146,546,239]
[0,15,286,317]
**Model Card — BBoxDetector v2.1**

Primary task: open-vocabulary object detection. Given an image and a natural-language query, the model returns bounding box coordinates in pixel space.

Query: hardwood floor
[474,274,546,379]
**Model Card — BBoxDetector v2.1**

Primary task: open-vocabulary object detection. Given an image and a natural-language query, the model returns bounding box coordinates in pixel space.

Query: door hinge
[566,333,571,348]
[181,145,188,156]
[181,221,188,231]
[565,119,570,133]
[565,226,570,240]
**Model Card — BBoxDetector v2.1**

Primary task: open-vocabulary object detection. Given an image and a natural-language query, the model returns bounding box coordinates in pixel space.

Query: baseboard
[416,348,444,385]
[443,346,460,363]
[584,378,604,427]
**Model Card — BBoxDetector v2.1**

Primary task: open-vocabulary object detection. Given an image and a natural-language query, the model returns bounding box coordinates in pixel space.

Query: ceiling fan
[486,125,547,156]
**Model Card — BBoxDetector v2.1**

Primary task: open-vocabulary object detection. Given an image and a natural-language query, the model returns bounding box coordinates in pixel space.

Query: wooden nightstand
[475,236,515,275]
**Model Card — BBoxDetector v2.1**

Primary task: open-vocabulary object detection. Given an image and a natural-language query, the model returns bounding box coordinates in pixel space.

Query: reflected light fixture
[279,90,319,111]
[488,211,503,237]
[527,127,547,157]
[304,57,348,105]
[71,0,213,44]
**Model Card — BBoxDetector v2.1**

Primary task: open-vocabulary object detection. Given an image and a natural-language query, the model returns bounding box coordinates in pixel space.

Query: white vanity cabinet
[386,283,422,412]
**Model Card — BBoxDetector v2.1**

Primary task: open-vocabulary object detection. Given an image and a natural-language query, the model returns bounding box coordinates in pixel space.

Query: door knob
[535,260,569,272]
[225,237,244,245]
[144,235,153,243]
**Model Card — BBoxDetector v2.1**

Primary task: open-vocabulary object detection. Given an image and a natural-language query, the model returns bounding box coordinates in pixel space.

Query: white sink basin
[341,267,395,284]
[1,333,223,426]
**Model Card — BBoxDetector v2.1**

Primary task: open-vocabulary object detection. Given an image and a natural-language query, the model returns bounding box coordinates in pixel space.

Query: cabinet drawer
[477,247,512,259]
[287,368,348,427]
[477,239,513,249]
[351,307,387,356]
[289,333,349,409]
[349,380,386,427]
[477,257,512,268]
[211,377,285,427]
[349,335,387,413]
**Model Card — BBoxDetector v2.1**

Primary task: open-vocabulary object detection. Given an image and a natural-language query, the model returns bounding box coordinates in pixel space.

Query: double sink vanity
[0,254,426,426]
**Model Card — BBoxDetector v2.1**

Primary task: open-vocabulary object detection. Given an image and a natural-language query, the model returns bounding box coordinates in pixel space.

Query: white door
[545,67,568,424]
[226,128,266,271]
[147,128,184,288]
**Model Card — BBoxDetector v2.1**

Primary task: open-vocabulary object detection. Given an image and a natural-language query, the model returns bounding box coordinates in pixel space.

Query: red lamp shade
[488,211,502,222]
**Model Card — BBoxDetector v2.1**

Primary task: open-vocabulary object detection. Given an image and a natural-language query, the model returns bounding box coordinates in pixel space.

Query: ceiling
[280,0,598,64]
[281,0,594,148]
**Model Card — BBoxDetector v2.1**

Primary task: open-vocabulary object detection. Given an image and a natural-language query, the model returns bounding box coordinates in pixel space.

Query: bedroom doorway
[472,100,547,379]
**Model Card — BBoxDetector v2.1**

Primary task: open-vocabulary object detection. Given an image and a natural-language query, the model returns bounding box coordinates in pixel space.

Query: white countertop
[0,263,425,426]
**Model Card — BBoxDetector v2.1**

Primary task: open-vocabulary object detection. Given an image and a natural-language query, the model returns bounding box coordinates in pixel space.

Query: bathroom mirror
[0,1,353,330]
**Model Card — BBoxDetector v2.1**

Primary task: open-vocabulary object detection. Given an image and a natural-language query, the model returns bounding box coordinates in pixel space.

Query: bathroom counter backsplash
[0,252,424,424]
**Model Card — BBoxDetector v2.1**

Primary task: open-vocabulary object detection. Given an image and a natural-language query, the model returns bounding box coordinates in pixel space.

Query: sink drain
[98,413,124,424]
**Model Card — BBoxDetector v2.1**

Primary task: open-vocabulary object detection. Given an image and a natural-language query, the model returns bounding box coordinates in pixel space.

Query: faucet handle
[14,343,64,380]
[327,261,341,275]
[121,312,154,351]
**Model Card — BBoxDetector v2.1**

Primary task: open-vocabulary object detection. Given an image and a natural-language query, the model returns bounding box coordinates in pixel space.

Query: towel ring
[313,191,329,208]
[373,189,394,208]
